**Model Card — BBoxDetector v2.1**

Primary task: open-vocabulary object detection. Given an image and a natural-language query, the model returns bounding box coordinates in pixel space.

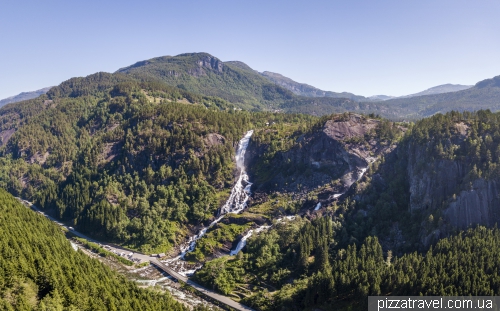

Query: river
[163,130,255,275]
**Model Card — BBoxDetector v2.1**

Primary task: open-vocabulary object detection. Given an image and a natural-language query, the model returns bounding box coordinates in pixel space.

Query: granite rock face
[408,141,500,234]
[444,179,500,229]
[246,114,388,197]
[246,128,354,193]
[188,55,224,76]
[197,55,223,73]
[408,157,466,211]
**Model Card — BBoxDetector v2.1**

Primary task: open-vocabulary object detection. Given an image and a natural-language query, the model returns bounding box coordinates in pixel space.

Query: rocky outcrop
[408,158,467,211]
[246,114,387,197]
[204,133,225,148]
[197,55,223,73]
[0,128,15,147]
[408,138,500,239]
[187,55,224,77]
[444,179,500,229]
[323,115,379,141]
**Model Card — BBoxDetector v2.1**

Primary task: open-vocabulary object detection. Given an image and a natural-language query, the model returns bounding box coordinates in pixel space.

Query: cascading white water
[219,130,254,215]
[314,202,322,211]
[230,225,270,256]
[163,130,254,274]
[165,136,375,272]
[313,164,371,211]
[229,215,302,256]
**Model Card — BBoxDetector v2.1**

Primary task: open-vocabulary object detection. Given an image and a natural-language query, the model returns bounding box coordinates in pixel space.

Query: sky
[1,0,500,99]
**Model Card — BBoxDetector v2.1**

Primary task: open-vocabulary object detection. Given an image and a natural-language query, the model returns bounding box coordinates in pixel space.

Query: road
[16,198,152,262]
[16,198,255,311]
[150,259,255,311]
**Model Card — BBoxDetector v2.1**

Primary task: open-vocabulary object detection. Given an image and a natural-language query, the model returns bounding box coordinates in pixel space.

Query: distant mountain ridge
[372,76,500,119]
[116,52,500,120]
[368,95,395,101]
[115,52,375,114]
[0,86,52,108]
[116,52,286,110]
[1,53,496,121]
[259,71,368,101]
[398,83,472,99]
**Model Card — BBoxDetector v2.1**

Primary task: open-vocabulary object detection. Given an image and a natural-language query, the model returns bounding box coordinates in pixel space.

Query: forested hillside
[196,219,500,311]
[115,53,500,120]
[2,52,500,311]
[0,73,258,254]
[189,109,500,310]
[0,71,331,256]
[0,188,186,311]
[343,110,500,250]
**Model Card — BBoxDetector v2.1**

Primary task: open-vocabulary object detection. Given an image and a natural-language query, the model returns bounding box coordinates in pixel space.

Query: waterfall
[313,164,370,211]
[219,130,254,215]
[229,225,270,256]
[163,130,254,274]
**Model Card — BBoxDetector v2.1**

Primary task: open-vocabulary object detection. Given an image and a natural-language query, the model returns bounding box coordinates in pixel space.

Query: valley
[2,53,500,311]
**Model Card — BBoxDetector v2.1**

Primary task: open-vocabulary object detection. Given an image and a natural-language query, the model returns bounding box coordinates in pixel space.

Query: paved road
[16,198,151,262]
[150,259,255,311]
[16,198,255,311]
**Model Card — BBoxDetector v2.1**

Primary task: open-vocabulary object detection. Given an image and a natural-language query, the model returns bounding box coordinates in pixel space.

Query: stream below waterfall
[163,130,255,275]
[163,131,376,275]
[313,161,372,211]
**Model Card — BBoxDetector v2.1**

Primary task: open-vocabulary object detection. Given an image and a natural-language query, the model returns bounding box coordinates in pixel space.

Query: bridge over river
[17,198,255,311]
[150,259,255,311]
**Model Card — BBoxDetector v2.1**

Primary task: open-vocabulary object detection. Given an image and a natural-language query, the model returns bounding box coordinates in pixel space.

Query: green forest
[0,73,318,255]
[192,110,500,310]
[2,54,500,311]
[195,218,500,311]
[0,188,187,311]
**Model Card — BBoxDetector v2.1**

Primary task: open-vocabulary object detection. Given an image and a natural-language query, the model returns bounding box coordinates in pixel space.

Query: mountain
[398,83,472,98]
[0,87,52,108]
[195,110,500,311]
[116,52,295,110]
[0,189,186,311]
[365,84,472,103]
[368,94,395,101]
[114,53,389,116]
[115,53,500,121]
[114,53,404,119]
[0,73,254,254]
[259,71,368,101]
[369,75,500,119]
[3,53,500,310]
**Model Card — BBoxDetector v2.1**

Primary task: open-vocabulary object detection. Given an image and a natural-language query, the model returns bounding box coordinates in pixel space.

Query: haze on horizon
[1,0,499,100]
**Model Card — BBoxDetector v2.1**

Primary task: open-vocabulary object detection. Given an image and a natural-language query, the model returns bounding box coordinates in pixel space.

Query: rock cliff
[406,124,500,241]
[246,114,392,203]
[444,179,500,229]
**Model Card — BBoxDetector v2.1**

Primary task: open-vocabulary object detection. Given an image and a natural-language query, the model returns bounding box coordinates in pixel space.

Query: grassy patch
[135,261,150,268]
[248,193,301,216]
[186,222,252,261]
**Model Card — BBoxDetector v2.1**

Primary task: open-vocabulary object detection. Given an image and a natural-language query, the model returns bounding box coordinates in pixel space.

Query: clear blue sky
[1,0,499,99]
